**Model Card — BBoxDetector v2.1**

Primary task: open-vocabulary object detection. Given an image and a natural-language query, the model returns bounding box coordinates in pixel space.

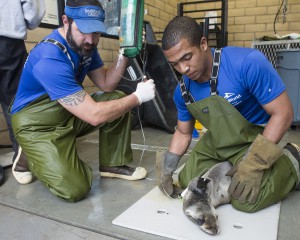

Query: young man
[159,16,300,213]
[10,0,156,202]
[0,0,45,186]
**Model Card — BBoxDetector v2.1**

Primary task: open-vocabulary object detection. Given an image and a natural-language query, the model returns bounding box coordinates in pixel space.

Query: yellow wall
[145,0,300,48]
[228,0,300,47]
[19,0,300,64]
[25,0,300,62]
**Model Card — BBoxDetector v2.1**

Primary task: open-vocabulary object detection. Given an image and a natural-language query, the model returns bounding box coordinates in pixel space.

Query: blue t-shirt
[11,29,104,114]
[174,47,285,124]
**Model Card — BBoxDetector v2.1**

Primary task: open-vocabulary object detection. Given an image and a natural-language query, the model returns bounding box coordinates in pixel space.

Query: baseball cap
[64,5,107,34]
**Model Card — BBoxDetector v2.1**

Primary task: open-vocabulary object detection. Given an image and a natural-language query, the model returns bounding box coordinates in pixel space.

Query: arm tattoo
[58,90,87,106]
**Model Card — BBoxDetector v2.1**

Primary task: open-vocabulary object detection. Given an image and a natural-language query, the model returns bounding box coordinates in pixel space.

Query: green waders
[178,49,299,212]
[179,95,298,212]
[11,91,133,202]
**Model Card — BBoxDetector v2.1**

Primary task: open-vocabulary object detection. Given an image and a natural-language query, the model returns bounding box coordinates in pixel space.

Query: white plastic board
[113,187,280,240]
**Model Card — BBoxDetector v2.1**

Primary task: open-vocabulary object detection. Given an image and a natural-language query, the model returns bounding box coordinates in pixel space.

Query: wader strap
[180,77,195,105]
[40,39,83,87]
[180,48,222,105]
[210,48,222,95]
[40,39,74,69]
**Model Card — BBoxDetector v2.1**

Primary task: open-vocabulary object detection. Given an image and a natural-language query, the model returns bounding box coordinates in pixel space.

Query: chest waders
[178,49,299,212]
[10,40,133,202]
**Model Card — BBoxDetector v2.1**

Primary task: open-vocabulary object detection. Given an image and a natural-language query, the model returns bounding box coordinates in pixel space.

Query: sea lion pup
[182,161,232,235]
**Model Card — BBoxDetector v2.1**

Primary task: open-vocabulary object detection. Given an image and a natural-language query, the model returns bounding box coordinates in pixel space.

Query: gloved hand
[133,79,155,105]
[159,151,181,197]
[226,134,282,204]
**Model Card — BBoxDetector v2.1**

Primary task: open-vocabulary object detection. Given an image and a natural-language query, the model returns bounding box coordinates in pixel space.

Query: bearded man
[10,0,155,202]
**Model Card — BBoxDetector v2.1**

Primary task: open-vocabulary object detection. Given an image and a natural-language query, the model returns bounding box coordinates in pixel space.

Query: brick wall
[143,0,300,48]
[228,0,300,47]
[144,0,179,34]
[23,0,300,52]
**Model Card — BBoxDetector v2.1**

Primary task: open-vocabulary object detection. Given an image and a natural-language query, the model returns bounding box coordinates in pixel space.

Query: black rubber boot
[0,165,5,186]
[283,143,300,190]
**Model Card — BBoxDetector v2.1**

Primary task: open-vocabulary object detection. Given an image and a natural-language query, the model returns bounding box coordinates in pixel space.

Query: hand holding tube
[133,79,156,105]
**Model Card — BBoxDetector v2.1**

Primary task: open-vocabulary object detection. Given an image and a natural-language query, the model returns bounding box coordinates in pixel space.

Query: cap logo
[85,9,101,17]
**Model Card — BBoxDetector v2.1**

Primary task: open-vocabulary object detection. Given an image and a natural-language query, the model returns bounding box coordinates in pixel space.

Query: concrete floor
[0,125,300,240]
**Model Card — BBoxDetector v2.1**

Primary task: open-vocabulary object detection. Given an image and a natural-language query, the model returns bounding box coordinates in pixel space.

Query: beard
[66,24,98,57]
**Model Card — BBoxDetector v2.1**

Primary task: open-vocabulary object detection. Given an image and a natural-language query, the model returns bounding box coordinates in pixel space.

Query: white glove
[133,79,156,105]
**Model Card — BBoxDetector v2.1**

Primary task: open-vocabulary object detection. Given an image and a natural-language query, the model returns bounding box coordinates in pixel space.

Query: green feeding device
[119,0,144,58]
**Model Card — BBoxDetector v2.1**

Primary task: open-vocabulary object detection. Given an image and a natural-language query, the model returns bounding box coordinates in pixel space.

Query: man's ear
[200,37,208,51]
[62,15,69,26]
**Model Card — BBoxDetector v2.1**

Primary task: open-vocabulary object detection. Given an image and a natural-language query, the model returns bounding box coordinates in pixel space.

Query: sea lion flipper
[196,177,211,189]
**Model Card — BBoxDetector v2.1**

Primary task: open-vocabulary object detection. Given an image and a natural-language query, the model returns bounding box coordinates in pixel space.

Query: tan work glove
[158,151,181,198]
[226,134,282,204]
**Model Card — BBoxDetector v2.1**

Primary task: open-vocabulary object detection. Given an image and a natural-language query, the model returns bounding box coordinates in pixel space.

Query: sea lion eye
[195,217,205,226]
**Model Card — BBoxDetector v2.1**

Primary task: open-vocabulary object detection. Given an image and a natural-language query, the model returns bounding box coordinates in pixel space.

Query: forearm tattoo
[58,90,87,106]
